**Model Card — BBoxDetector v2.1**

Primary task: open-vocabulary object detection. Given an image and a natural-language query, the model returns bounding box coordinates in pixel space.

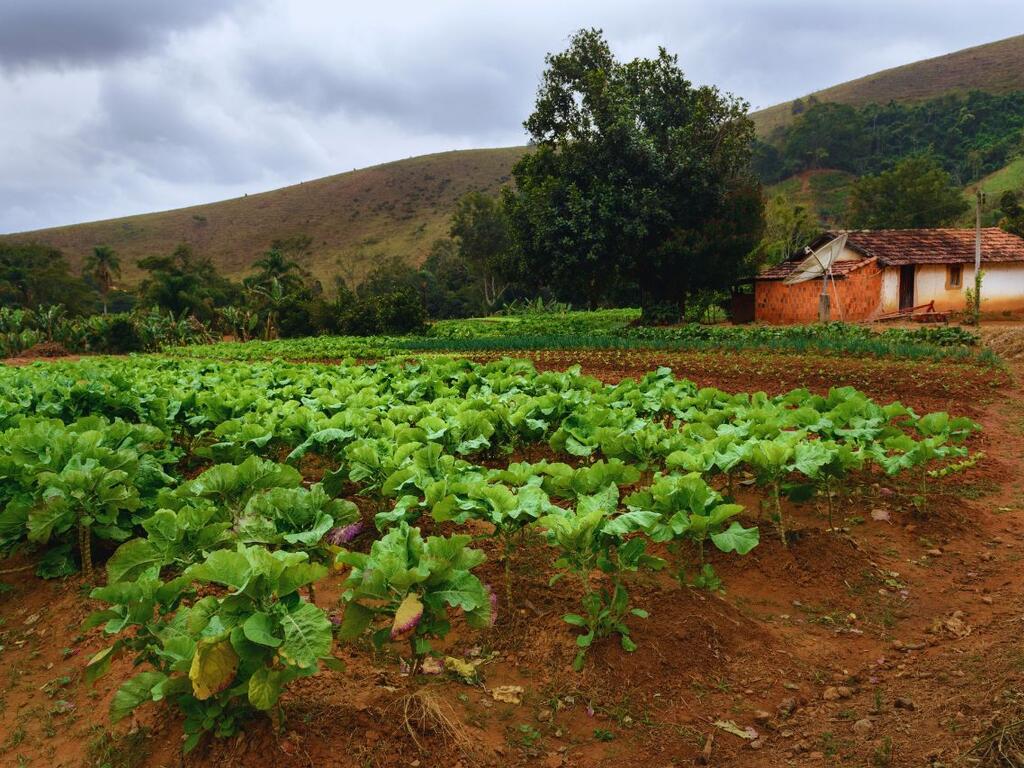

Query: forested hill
[755,91,1024,186]
[750,33,1024,136]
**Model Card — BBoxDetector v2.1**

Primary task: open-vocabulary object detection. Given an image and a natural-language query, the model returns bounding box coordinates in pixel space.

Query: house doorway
[899,265,915,310]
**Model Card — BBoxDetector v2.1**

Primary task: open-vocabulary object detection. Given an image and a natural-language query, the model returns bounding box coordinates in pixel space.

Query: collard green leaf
[111,671,168,722]
[279,602,332,670]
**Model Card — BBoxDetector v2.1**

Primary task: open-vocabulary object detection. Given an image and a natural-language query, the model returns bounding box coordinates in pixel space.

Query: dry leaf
[713,720,758,740]
[490,685,524,704]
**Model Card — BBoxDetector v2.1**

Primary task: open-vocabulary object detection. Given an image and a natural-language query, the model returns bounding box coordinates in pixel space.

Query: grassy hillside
[1,147,527,286]
[751,34,1024,136]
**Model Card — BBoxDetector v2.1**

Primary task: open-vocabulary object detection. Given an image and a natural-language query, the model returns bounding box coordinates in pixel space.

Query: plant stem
[773,482,786,547]
[79,521,93,582]
[825,478,834,531]
[308,582,317,606]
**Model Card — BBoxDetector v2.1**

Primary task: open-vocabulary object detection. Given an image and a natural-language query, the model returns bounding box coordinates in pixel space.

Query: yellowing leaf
[391,593,423,641]
[490,685,524,704]
[444,656,480,681]
[189,638,238,700]
[713,719,757,740]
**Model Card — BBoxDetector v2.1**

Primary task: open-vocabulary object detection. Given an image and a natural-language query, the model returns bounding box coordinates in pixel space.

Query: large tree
[0,242,94,313]
[752,195,820,268]
[847,155,970,229]
[505,28,764,318]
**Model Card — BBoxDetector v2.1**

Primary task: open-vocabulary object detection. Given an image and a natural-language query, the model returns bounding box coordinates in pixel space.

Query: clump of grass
[85,726,151,768]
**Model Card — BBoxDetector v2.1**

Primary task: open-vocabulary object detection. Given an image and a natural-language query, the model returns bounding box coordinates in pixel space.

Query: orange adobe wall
[755,262,883,324]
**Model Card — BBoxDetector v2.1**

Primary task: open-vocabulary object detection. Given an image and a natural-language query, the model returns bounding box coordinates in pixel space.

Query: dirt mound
[983,325,1024,360]
[22,341,70,358]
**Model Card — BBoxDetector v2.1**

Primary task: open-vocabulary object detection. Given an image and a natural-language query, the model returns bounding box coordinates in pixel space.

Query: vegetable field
[0,347,1020,768]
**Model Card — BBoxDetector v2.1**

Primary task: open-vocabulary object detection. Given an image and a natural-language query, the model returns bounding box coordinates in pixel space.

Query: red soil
[0,350,1021,768]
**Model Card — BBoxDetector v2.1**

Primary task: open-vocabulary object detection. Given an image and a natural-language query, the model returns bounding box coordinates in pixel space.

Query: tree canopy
[137,244,240,320]
[0,242,95,314]
[847,155,969,229]
[504,28,764,318]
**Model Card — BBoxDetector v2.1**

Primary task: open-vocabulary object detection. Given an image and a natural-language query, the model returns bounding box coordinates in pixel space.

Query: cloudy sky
[2,1,1023,233]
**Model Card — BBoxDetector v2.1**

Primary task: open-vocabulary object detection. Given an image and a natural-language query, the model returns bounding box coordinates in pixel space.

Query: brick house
[754,228,1024,324]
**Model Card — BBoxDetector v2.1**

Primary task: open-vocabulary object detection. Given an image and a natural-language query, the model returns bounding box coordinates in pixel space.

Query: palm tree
[84,245,121,314]
[246,249,307,295]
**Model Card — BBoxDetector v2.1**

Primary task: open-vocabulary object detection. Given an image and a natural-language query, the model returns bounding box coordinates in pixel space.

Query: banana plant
[537,485,664,670]
[335,522,492,672]
[624,472,758,589]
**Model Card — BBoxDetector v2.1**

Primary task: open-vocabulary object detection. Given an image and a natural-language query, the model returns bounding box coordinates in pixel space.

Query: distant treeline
[754,90,1024,185]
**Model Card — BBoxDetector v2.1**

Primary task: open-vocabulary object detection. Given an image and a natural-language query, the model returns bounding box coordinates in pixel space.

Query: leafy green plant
[30,456,141,580]
[86,545,337,752]
[103,503,234,583]
[336,522,492,671]
[744,437,797,545]
[538,485,664,670]
[624,472,758,588]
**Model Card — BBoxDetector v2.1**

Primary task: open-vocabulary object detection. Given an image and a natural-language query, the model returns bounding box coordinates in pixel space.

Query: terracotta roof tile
[843,228,1024,265]
[758,255,875,280]
[756,228,1024,281]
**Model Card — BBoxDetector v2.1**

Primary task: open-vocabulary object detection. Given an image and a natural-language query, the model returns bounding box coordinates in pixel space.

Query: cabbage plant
[86,545,337,753]
[538,485,664,670]
[336,522,492,672]
[624,472,758,589]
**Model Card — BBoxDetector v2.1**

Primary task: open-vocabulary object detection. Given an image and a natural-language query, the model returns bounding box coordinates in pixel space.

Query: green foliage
[84,246,122,314]
[0,242,96,315]
[0,305,213,357]
[624,472,757,586]
[752,194,821,268]
[450,191,520,309]
[848,156,969,229]
[999,190,1024,237]
[137,243,241,323]
[504,28,763,317]
[336,522,491,666]
[86,545,336,752]
[760,91,1024,186]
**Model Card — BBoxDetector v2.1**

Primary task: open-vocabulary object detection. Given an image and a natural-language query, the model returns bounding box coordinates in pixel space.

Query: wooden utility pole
[973,190,985,324]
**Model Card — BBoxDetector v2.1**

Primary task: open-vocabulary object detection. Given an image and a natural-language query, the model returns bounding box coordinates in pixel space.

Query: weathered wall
[916,264,962,310]
[755,263,883,323]
[970,263,1024,313]
[880,267,900,314]
[876,262,1024,316]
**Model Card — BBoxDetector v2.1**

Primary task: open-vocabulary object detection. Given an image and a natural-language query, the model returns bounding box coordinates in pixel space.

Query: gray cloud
[0,0,248,69]
[2,0,1024,233]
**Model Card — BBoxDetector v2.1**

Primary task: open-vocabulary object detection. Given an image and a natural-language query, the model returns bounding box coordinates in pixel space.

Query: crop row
[0,356,978,751]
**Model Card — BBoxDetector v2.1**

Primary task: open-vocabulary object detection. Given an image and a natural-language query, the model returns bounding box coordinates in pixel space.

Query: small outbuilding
[754,228,1024,323]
